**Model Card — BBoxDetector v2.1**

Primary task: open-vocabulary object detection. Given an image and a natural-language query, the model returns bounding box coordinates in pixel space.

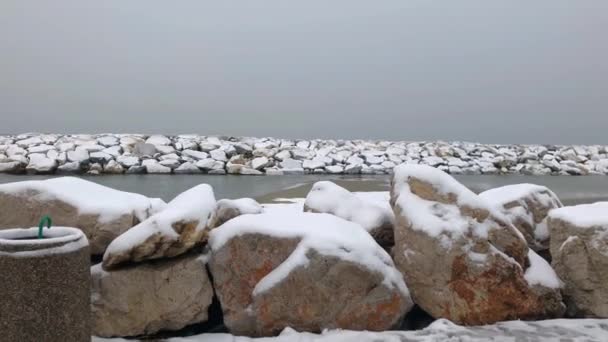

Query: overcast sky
[1,1,606,144]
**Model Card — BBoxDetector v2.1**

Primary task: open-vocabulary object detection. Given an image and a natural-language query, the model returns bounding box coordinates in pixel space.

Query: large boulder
[208,198,264,229]
[91,253,213,337]
[391,165,564,325]
[304,181,395,248]
[208,212,412,337]
[480,183,563,257]
[102,184,216,269]
[0,177,166,255]
[548,202,608,317]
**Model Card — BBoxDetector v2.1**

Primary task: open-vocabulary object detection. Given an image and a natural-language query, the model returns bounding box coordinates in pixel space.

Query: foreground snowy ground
[92,318,608,341]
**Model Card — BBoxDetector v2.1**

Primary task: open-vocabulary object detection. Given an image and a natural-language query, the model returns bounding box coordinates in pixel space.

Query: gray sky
[1,1,606,144]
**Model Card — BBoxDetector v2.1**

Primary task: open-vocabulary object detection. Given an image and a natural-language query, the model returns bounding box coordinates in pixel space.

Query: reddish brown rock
[208,212,412,336]
[391,165,564,325]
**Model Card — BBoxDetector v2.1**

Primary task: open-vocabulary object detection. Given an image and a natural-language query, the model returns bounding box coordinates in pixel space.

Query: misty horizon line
[1,131,604,147]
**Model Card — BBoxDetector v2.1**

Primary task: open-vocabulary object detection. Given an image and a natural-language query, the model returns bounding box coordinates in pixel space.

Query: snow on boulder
[26,153,57,174]
[102,184,216,269]
[0,177,165,255]
[91,253,213,337]
[208,198,264,229]
[390,164,564,325]
[208,211,412,336]
[548,202,608,317]
[304,181,395,248]
[480,183,562,257]
[145,134,171,146]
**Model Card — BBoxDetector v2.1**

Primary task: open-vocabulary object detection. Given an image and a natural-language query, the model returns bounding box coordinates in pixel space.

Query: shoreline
[1,133,607,176]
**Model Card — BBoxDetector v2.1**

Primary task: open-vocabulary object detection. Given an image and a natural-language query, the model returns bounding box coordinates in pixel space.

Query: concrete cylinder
[0,227,90,342]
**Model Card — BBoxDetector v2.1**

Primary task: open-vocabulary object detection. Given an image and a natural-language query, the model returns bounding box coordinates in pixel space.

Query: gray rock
[116,155,140,168]
[142,159,171,174]
[549,204,608,317]
[174,162,201,174]
[251,157,270,170]
[126,165,147,174]
[26,153,57,174]
[91,254,213,337]
[132,142,157,157]
[57,161,82,174]
[67,149,90,163]
[210,149,228,162]
[103,160,124,174]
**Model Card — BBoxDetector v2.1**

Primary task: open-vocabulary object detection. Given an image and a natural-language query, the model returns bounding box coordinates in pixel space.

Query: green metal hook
[38,215,52,239]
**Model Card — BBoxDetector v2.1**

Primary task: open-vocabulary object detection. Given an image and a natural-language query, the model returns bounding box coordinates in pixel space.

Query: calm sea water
[0,174,606,205]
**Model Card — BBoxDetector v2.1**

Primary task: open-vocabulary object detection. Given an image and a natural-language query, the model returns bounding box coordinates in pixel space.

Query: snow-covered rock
[251,157,270,170]
[132,142,157,157]
[142,159,171,174]
[102,184,216,269]
[304,181,395,248]
[174,162,201,174]
[181,149,208,160]
[0,161,24,174]
[480,184,563,257]
[391,164,564,325]
[208,211,413,336]
[325,165,344,174]
[116,155,139,168]
[196,158,224,172]
[103,160,124,174]
[210,149,227,162]
[145,135,171,146]
[97,136,119,147]
[28,144,56,153]
[26,153,57,174]
[91,254,213,337]
[0,177,165,254]
[548,203,608,317]
[67,150,89,163]
[208,198,264,229]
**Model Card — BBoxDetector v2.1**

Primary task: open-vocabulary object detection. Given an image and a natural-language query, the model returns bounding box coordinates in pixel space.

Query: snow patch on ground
[92,318,608,341]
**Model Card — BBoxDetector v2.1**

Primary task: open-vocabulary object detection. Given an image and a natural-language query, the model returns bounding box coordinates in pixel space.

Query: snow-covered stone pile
[1,133,608,175]
[3,174,608,340]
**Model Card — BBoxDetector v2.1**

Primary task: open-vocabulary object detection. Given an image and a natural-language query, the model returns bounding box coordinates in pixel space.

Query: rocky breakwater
[1,133,608,175]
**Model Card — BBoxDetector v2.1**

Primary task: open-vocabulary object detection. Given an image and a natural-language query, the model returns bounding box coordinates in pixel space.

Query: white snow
[480,184,562,242]
[209,211,409,297]
[0,227,89,258]
[392,164,515,240]
[480,183,562,208]
[393,164,482,208]
[0,177,166,224]
[216,198,263,216]
[304,181,394,233]
[104,184,216,258]
[92,318,608,342]
[524,249,561,289]
[549,202,608,228]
